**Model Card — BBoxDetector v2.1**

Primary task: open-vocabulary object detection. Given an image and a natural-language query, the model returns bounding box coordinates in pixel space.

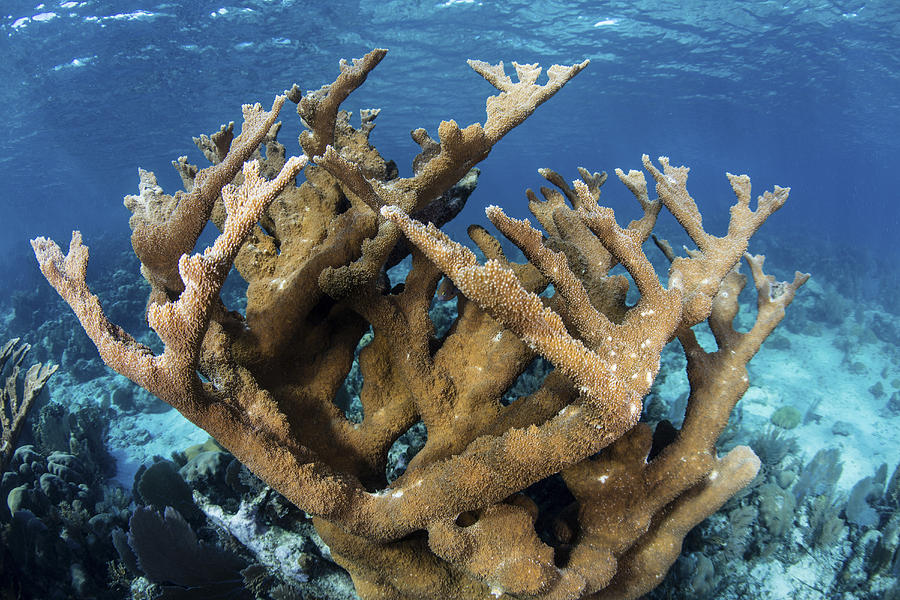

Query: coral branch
[299,48,387,159]
[124,96,290,298]
[0,338,57,471]
[32,152,305,407]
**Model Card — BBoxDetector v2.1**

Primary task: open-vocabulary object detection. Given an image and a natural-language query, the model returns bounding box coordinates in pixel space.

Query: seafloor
[1,229,898,599]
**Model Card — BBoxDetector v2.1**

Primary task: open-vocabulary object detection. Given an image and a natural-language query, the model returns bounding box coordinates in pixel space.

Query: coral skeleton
[32,49,808,599]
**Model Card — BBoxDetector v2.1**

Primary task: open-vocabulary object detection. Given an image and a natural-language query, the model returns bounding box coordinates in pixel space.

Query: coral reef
[1,399,128,599]
[31,50,807,599]
[0,337,57,472]
[649,429,900,599]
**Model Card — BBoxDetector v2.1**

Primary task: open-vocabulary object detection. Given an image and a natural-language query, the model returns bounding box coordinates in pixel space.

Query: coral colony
[31,49,807,599]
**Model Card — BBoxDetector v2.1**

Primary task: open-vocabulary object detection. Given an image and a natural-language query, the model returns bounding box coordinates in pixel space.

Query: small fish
[436,276,459,301]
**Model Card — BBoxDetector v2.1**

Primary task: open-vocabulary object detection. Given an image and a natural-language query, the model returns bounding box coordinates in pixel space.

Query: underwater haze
[3,1,899,264]
[1,1,900,599]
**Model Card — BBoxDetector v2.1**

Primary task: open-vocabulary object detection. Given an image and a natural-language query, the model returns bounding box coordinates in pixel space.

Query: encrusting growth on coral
[31,49,808,599]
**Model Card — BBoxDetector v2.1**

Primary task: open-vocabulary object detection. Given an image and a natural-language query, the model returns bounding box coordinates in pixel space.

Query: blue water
[2,1,898,271]
[2,1,899,598]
